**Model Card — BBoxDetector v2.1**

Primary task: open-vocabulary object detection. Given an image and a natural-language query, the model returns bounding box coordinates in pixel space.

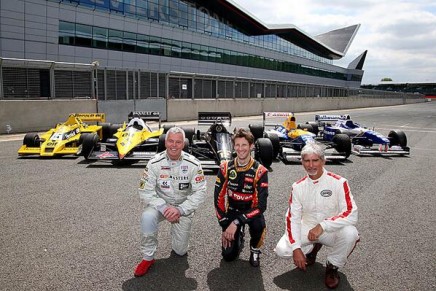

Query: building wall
[0,0,361,90]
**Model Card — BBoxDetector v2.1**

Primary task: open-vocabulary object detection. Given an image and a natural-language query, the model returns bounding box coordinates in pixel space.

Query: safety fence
[0,58,423,100]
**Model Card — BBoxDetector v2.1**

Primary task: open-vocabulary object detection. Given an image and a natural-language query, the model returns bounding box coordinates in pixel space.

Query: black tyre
[332,134,352,158]
[81,133,99,159]
[101,123,112,140]
[23,133,39,147]
[298,123,313,133]
[388,130,407,147]
[265,132,280,159]
[158,134,166,153]
[183,127,195,143]
[249,124,264,140]
[183,138,190,152]
[163,124,175,133]
[78,133,91,145]
[306,122,319,136]
[110,124,122,135]
[255,138,274,168]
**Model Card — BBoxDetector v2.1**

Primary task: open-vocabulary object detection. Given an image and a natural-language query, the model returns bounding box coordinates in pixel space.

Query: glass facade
[59,21,353,81]
[53,0,331,64]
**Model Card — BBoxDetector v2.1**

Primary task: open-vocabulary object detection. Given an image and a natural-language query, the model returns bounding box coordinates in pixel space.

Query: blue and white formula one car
[249,112,351,162]
[315,114,410,156]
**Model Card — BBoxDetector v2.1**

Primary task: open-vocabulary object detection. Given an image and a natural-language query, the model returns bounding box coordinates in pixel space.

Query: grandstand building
[0,0,367,101]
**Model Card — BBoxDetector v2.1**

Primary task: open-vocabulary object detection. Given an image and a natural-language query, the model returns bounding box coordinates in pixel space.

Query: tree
[381,77,393,82]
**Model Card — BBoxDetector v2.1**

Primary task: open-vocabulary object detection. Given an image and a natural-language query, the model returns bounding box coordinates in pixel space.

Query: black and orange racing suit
[214,157,268,261]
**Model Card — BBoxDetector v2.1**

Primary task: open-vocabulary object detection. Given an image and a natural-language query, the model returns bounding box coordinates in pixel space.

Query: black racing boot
[249,247,261,267]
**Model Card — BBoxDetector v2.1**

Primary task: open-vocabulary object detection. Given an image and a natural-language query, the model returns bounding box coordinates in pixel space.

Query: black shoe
[171,249,187,257]
[325,261,340,289]
[249,247,261,267]
[306,243,322,266]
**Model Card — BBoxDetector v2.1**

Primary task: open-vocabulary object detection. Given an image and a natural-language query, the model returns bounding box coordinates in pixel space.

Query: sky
[232,0,436,85]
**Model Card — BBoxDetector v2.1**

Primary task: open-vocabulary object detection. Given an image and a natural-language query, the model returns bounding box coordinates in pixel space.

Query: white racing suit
[275,169,359,268]
[138,151,207,260]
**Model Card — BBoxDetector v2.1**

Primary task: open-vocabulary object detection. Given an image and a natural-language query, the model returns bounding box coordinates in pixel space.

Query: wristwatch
[232,219,240,225]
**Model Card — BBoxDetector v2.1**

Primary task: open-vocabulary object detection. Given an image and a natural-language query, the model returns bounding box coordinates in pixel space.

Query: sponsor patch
[195,175,205,183]
[320,190,332,197]
[179,183,190,190]
[181,165,189,174]
[139,180,145,190]
[260,182,268,187]
[229,170,237,180]
[160,174,169,179]
[160,180,170,188]
[161,166,170,170]
[142,169,149,179]
[197,169,204,175]
[244,177,254,183]
[216,177,221,183]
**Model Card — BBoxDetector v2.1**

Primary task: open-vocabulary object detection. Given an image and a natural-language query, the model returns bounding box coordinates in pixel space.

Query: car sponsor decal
[229,170,237,180]
[97,152,117,159]
[46,142,57,147]
[179,183,190,190]
[320,190,333,197]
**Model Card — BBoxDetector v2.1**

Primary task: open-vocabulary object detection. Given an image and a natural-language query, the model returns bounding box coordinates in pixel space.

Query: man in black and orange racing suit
[214,128,268,267]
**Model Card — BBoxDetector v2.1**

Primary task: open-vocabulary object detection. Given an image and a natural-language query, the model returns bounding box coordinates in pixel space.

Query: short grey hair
[165,126,185,141]
[301,142,325,160]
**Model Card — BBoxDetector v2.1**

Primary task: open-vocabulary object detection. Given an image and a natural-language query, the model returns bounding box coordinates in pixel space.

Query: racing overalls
[275,169,359,268]
[214,157,268,261]
[138,151,207,259]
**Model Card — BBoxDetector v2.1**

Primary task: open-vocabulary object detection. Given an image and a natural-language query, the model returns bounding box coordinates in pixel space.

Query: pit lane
[1,102,435,290]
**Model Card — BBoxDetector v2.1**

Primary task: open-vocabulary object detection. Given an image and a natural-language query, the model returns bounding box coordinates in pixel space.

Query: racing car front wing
[352,145,410,156]
[280,147,348,162]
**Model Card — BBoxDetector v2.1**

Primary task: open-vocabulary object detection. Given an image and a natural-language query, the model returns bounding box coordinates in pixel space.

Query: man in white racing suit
[274,142,359,289]
[134,126,207,277]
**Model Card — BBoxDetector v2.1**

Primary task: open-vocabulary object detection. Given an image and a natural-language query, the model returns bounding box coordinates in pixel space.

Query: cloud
[232,0,436,84]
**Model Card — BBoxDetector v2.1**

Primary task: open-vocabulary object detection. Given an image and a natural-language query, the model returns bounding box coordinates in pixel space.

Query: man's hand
[293,248,307,271]
[222,222,238,248]
[308,224,323,241]
[163,206,181,223]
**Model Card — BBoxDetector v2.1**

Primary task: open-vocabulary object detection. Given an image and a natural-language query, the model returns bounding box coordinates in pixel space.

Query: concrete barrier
[166,96,426,121]
[0,99,97,134]
[0,96,426,134]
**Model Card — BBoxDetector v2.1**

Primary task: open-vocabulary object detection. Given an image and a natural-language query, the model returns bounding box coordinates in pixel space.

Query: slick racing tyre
[265,132,280,159]
[388,130,407,147]
[23,133,40,147]
[81,133,99,159]
[249,124,265,141]
[158,134,166,153]
[333,134,352,158]
[255,138,274,168]
[163,124,175,133]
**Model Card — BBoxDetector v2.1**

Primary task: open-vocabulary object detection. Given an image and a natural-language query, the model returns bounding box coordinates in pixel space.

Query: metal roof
[200,0,360,60]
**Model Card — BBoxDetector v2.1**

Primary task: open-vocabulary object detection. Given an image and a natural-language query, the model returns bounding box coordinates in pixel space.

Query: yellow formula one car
[18,113,114,157]
[80,111,164,163]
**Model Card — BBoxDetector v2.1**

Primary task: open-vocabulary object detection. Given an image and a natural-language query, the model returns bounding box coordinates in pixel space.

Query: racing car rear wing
[315,114,350,122]
[263,112,294,127]
[73,113,106,122]
[198,112,231,127]
[128,111,161,127]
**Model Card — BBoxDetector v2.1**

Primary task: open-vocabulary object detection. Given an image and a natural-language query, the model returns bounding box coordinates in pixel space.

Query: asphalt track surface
[1,102,435,291]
